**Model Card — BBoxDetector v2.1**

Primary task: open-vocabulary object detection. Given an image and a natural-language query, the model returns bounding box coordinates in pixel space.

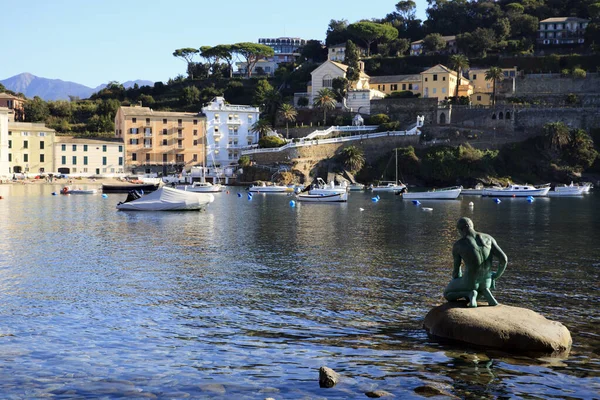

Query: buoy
[494,198,501,204]
[527,196,534,203]
[237,193,242,198]
[376,195,380,200]
[247,193,253,200]
[102,194,108,198]
[468,201,474,207]
[422,207,433,211]
[226,190,230,194]
[359,207,365,211]
[289,200,296,207]
[371,197,379,202]
[52,192,57,196]
[412,200,421,205]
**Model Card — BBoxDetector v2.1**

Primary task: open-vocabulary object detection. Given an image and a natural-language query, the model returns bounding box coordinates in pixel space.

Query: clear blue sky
[2,0,428,88]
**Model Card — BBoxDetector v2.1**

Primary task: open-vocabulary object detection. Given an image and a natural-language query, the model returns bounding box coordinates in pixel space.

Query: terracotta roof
[370,74,421,84]
[329,61,370,78]
[421,64,455,74]
[119,106,202,118]
[55,136,124,144]
[540,17,589,23]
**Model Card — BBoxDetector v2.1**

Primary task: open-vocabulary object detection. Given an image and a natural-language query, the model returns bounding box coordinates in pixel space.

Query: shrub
[368,113,390,125]
[258,135,286,148]
[238,155,251,168]
[572,68,586,79]
[377,121,401,132]
[386,91,418,99]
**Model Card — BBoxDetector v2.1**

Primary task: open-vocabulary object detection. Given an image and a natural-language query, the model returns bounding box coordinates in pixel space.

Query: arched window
[439,112,446,124]
[492,113,497,120]
[323,74,333,88]
[506,111,511,120]
[499,112,504,120]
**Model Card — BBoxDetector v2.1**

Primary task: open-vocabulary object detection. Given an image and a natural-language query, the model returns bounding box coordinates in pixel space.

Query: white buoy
[359,207,365,211]
[469,201,474,207]
[422,207,433,212]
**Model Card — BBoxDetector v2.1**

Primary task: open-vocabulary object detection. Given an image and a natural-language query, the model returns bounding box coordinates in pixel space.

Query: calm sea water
[0,183,598,399]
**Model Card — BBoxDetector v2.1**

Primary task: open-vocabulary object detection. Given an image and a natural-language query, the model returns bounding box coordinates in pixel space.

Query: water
[0,183,598,399]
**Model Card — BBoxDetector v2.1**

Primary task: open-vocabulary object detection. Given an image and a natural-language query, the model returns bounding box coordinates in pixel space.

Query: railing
[303,125,378,140]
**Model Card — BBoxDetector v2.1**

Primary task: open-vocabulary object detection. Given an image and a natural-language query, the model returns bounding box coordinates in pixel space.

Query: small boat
[296,192,348,202]
[348,182,365,191]
[402,186,462,200]
[248,182,294,193]
[308,178,348,195]
[482,184,550,197]
[371,182,406,193]
[60,186,98,195]
[102,183,160,193]
[176,181,224,193]
[116,187,214,211]
[548,184,586,197]
[461,183,502,196]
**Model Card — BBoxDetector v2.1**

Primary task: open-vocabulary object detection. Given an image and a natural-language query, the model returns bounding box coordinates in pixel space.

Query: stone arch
[439,112,447,124]
[491,113,497,120]
[499,111,504,120]
[505,111,511,120]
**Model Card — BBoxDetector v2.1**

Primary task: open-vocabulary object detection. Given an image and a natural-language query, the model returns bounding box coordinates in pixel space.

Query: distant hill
[0,73,154,101]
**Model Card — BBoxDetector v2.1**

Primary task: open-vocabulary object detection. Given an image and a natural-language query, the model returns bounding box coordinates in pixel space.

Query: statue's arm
[491,238,508,280]
[452,244,462,279]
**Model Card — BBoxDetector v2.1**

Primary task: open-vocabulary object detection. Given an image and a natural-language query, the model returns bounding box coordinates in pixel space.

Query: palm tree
[278,103,297,139]
[340,145,365,173]
[449,54,469,99]
[485,66,504,106]
[251,119,272,139]
[313,88,337,126]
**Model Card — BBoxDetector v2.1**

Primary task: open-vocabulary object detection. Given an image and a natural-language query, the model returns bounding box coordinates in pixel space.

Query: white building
[54,137,125,177]
[0,108,9,180]
[201,97,260,169]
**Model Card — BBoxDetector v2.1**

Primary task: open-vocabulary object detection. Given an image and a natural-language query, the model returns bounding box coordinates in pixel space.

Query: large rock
[423,302,572,356]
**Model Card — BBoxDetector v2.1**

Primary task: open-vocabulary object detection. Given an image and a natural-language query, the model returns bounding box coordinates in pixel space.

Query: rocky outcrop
[423,302,572,356]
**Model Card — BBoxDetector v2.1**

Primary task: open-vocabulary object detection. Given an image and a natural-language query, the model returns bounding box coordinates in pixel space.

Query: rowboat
[249,182,294,193]
[60,186,98,195]
[401,186,462,200]
[296,192,348,202]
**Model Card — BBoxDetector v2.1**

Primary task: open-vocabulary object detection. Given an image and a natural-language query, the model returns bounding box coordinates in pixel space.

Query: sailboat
[371,148,406,193]
[176,148,224,193]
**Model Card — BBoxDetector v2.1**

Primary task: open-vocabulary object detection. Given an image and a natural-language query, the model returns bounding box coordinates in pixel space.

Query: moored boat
[102,182,160,193]
[461,184,502,196]
[60,186,98,195]
[248,182,294,193]
[402,186,462,200]
[308,178,348,195]
[371,182,406,193]
[548,184,586,197]
[482,184,550,197]
[296,192,348,202]
[348,182,365,191]
[176,181,224,193]
[116,187,214,211]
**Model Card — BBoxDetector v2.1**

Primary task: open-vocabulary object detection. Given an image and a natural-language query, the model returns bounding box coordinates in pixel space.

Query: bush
[377,121,401,132]
[368,113,390,125]
[386,91,419,99]
[238,155,251,168]
[258,135,286,148]
[572,68,586,79]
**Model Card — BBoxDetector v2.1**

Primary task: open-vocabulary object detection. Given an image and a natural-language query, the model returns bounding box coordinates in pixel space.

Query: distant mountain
[0,73,154,101]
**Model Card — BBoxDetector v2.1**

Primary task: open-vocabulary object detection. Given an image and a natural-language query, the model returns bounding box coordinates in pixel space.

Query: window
[132,118,137,123]
[71,144,75,151]
[146,154,150,161]
[402,84,406,90]
[443,76,446,81]
[178,140,183,148]
[40,141,44,150]
[472,74,477,80]
[102,145,107,152]
[72,156,77,165]
[433,88,437,94]
[118,146,122,152]
[215,114,220,120]
[442,88,446,93]
[132,153,137,161]
[39,132,45,137]
[477,95,482,101]
[118,157,123,166]
[409,83,413,90]
[248,115,253,122]
[323,74,333,88]
[24,154,29,162]
[23,140,28,149]
[84,156,88,165]
[8,140,11,149]
[163,154,168,162]
[178,119,182,125]
[8,131,11,136]
[84,145,88,152]
[425,77,428,82]
[193,129,198,136]
[193,119,198,125]
[40,154,45,162]
[163,119,167,124]
[433,74,438,81]
[391,84,398,91]
[194,140,198,146]
[163,129,168,135]
[146,118,150,125]
[131,128,138,134]
[22,132,29,136]
[193,154,198,162]
[162,139,168,146]
[8,154,11,162]
[103,157,107,166]
[62,156,66,165]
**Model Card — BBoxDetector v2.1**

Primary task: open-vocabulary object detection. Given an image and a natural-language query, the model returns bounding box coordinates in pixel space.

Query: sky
[2,0,428,88]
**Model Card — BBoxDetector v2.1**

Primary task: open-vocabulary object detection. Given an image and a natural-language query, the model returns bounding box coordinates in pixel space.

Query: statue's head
[457,217,475,237]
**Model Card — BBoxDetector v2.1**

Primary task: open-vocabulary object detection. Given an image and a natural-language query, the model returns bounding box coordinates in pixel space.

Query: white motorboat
[116,187,214,211]
[581,182,593,193]
[249,182,294,193]
[402,186,462,200]
[296,192,348,202]
[548,184,586,197]
[371,182,407,193]
[482,184,550,197]
[60,186,98,195]
[461,184,502,196]
[348,183,365,191]
[308,178,348,195]
[176,181,224,193]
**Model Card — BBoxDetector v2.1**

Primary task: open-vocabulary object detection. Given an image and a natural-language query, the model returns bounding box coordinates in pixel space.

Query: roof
[369,74,421,84]
[0,92,25,100]
[329,60,370,78]
[119,106,202,118]
[421,64,455,75]
[540,17,589,23]
[411,35,456,45]
[55,136,124,144]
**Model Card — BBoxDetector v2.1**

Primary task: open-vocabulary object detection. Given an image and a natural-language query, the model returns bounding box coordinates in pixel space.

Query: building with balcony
[114,105,206,175]
[421,64,472,101]
[237,37,312,76]
[201,97,260,169]
[54,137,124,177]
[7,122,56,175]
[468,67,518,106]
[0,108,9,179]
[0,93,26,122]
[327,43,367,62]
[410,35,457,56]
[538,17,589,45]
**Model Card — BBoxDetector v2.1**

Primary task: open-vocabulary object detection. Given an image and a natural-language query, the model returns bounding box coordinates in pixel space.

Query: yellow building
[468,67,518,105]
[369,74,421,96]
[114,105,206,175]
[54,137,124,177]
[7,122,55,176]
[421,64,472,101]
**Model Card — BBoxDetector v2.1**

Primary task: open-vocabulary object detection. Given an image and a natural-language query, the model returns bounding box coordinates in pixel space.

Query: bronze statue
[444,217,508,308]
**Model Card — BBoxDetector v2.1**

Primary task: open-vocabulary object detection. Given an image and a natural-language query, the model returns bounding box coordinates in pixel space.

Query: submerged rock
[365,389,395,397]
[319,366,340,388]
[423,302,572,356]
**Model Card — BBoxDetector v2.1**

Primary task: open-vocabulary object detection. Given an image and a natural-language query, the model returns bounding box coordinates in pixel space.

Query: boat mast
[395,148,398,184]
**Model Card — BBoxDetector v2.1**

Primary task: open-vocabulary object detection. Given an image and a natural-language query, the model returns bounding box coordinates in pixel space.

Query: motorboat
[60,186,98,195]
[248,182,294,193]
[482,184,550,197]
[548,183,586,197]
[102,182,160,193]
[581,182,593,193]
[371,182,407,193]
[116,187,214,211]
[402,186,462,200]
[176,181,224,193]
[348,182,365,191]
[461,183,502,196]
[296,192,348,202]
[308,178,348,195]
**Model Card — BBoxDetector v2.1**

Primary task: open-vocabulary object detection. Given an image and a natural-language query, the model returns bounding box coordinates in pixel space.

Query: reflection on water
[0,184,598,398]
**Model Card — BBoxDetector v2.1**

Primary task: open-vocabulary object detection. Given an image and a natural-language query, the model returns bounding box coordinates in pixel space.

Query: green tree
[543,122,571,153]
[326,19,350,46]
[449,54,469,98]
[238,155,251,168]
[422,33,447,53]
[278,103,297,139]
[253,79,274,106]
[299,40,327,63]
[340,145,365,173]
[201,44,236,78]
[313,88,337,126]
[233,43,275,77]
[138,94,155,106]
[24,96,50,122]
[344,40,361,82]
[251,119,273,139]
[297,97,309,107]
[86,114,113,133]
[347,22,398,56]
[173,48,199,79]
[485,66,504,106]
[395,1,417,21]
[180,86,200,105]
